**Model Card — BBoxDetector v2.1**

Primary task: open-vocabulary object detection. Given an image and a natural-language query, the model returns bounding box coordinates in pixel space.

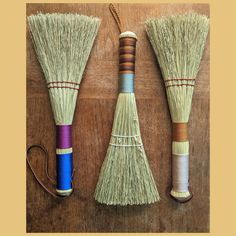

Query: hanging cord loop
[27,144,75,198]
[109,3,123,33]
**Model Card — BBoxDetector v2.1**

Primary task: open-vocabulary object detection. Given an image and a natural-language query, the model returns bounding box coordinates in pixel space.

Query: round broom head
[94,94,160,205]
[28,13,101,125]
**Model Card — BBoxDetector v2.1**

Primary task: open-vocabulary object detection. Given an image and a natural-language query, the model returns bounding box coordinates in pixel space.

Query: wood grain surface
[26,3,210,233]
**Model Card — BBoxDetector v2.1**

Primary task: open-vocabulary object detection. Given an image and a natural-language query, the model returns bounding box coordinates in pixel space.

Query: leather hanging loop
[109,3,123,33]
[26,144,75,198]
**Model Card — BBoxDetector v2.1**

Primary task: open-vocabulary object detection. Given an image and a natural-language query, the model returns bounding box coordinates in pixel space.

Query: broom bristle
[94,93,160,205]
[146,12,209,80]
[28,13,100,124]
[146,12,209,122]
[146,12,209,199]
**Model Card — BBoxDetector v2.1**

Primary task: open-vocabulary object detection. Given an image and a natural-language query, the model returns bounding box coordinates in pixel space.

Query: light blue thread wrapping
[119,74,134,93]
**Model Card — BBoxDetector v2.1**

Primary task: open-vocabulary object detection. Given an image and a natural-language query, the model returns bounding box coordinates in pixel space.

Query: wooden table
[27,3,210,232]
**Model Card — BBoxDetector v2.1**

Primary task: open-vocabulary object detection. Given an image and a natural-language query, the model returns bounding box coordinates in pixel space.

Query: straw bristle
[28,13,100,125]
[94,93,160,205]
[145,12,209,81]
[146,12,209,199]
[145,12,209,122]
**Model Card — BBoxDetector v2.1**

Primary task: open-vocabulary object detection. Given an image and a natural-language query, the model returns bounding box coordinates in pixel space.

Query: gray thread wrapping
[172,154,189,192]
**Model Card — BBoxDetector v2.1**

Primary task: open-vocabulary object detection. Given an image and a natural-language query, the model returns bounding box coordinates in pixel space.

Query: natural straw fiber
[28,13,100,196]
[146,12,209,201]
[94,93,160,205]
[94,7,160,205]
[28,13,100,125]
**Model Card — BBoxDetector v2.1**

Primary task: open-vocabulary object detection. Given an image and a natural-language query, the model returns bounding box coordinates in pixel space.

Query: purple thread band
[56,125,72,149]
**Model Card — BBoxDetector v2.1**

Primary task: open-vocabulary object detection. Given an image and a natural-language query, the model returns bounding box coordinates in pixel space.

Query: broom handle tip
[170,153,192,202]
[119,31,137,40]
[171,123,193,202]
[170,189,193,203]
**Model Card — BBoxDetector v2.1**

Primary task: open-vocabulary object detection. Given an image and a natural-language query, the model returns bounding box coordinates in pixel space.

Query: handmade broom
[94,4,160,205]
[145,12,209,202]
[28,13,100,196]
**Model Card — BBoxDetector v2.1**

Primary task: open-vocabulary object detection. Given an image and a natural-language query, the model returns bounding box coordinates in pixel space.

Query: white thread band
[111,134,140,138]
[109,143,143,147]
[119,31,137,39]
[56,189,73,195]
[56,148,73,154]
[172,154,189,192]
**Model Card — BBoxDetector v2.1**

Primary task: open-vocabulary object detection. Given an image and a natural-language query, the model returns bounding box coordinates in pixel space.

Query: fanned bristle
[94,94,160,205]
[146,12,209,201]
[145,12,209,122]
[146,12,209,80]
[28,13,100,125]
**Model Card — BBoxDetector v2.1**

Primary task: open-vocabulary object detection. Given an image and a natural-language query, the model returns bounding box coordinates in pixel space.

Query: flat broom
[28,13,100,196]
[94,4,160,205]
[145,12,209,202]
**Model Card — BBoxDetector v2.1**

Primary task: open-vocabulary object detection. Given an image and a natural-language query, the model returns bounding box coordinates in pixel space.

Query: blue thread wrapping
[56,152,73,191]
[119,74,134,93]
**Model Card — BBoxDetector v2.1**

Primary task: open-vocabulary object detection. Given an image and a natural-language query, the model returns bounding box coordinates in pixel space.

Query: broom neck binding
[172,123,188,142]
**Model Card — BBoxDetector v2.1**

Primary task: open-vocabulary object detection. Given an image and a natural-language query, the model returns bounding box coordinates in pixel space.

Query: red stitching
[166,84,195,88]
[47,81,80,86]
[48,86,79,91]
[165,78,195,82]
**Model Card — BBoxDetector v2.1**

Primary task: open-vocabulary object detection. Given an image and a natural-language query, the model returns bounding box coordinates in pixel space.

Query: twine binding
[47,81,80,91]
[94,4,160,205]
[145,12,209,201]
[109,143,143,147]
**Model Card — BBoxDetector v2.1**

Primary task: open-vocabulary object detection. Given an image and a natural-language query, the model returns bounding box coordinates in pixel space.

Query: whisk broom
[145,12,209,202]
[94,4,160,205]
[28,13,100,196]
